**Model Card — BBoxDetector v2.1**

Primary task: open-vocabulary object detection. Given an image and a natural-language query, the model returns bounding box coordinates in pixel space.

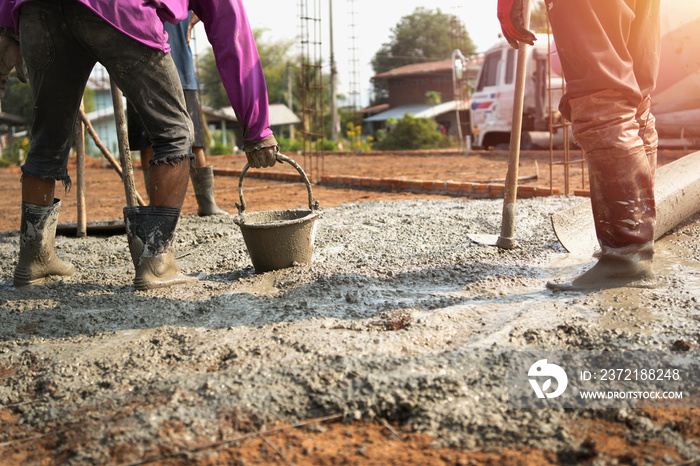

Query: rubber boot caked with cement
[124,206,197,290]
[13,199,75,287]
[547,91,657,292]
[190,166,228,216]
[547,147,657,292]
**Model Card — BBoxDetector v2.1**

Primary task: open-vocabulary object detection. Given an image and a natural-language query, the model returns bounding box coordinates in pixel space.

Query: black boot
[123,206,197,290]
[14,199,75,287]
[190,166,227,216]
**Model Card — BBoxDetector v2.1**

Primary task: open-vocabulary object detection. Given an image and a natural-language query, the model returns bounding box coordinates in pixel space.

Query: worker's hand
[497,0,536,49]
[245,144,279,168]
[186,13,200,44]
[0,31,27,100]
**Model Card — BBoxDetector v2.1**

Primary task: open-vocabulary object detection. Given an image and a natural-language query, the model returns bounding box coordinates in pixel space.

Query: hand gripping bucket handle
[233,154,320,273]
[236,154,319,214]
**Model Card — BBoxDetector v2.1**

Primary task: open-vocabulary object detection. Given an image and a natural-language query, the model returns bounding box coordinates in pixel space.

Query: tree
[370,8,477,104]
[1,75,33,124]
[198,28,296,109]
[530,0,549,33]
[197,48,230,109]
[197,29,345,149]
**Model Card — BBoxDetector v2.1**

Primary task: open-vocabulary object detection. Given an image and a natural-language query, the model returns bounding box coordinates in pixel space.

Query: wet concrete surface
[0,196,699,464]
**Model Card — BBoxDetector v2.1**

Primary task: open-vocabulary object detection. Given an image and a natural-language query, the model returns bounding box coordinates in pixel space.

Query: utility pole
[329,0,339,141]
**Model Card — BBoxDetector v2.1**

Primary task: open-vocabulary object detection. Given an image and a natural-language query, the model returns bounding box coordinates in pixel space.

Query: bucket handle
[236,153,319,214]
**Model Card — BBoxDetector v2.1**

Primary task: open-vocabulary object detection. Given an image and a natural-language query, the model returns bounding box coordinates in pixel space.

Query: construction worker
[128,12,227,216]
[498,0,660,291]
[0,0,278,290]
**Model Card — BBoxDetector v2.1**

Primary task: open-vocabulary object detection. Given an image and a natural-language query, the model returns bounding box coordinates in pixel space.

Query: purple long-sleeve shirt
[0,0,273,144]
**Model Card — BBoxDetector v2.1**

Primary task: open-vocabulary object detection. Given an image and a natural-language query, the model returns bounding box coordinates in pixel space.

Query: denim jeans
[18,0,194,187]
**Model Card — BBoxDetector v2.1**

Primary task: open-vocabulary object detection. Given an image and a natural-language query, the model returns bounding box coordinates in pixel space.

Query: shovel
[110,79,140,209]
[468,0,532,249]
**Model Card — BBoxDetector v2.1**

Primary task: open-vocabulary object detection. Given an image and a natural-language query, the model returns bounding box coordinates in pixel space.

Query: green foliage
[530,0,550,33]
[1,76,33,125]
[373,114,452,151]
[343,122,372,153]
[277,137,303,153]
[197,28,296,110]
[425,91,442,105]
[0,136,29,167]
[207,128,235,155]
[197,48,231,109]
[321,139,338,152]
[82,87,97,114]
[254,29,296,105]
[370,7,477,103]
[210,142,234,155]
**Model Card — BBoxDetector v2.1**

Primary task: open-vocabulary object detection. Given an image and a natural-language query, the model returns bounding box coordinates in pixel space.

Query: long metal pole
[496,0,532,249]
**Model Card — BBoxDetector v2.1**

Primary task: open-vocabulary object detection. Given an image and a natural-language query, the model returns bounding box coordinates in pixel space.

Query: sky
[190,0,502,107]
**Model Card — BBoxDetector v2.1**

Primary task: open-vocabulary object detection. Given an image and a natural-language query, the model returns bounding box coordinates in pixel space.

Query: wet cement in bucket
[234,208,319,273]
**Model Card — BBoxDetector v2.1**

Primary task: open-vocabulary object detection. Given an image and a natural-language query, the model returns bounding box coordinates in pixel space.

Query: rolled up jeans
[18,0,193,188]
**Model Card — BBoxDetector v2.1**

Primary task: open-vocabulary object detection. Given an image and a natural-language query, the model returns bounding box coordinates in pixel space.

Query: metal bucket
[233,154,321,273]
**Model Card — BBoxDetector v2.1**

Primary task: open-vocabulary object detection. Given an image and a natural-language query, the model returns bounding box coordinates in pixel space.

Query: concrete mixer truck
[469,0,700,150]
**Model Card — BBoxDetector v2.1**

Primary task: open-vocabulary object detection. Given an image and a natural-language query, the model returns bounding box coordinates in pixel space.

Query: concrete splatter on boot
[13,199,75,287]
[548,146,657,292]
[547,91,658,292]
[123,206,197,291]
[547,243,656,291]
[190,166,228,216]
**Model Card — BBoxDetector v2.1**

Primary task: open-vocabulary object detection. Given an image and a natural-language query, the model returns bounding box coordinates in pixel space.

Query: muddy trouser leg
[58,3,196,289]
[547,91,657,291]
[14,200,76,287]
[108,53,195,288]
[636,95,658,185]
[18,2,99,189]
[14,4,97,286]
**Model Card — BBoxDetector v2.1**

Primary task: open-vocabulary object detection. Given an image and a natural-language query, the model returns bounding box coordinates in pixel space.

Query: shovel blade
[467,233,500,246]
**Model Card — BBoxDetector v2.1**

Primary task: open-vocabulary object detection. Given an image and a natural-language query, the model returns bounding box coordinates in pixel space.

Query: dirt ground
[0,149,580,232]
[1,149,699,465]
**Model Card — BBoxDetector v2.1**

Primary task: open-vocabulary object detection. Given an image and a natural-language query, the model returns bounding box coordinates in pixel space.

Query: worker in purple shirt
[0,0,278,290]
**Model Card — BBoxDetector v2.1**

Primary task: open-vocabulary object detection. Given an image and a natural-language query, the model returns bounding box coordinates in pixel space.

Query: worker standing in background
[128,12,228,216]
[498,0,660,291]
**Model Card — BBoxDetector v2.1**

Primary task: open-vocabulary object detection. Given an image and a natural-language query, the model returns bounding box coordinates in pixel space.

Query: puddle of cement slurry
[545,222,700,336]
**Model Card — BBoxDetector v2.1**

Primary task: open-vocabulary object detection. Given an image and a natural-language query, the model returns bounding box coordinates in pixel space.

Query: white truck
[469,1,700,150]
[469,34,562,150]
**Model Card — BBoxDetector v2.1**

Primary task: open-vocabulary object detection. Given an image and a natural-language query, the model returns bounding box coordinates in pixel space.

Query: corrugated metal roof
[364,101,464,122]
[373,59,453,80]
[372,56,482,80]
